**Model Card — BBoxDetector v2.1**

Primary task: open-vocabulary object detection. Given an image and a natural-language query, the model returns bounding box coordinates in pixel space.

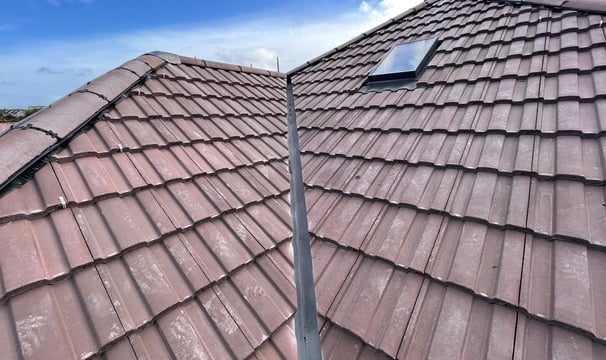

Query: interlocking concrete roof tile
[0,52,297,359]
[1,0,606,358]
[292,0,606,358]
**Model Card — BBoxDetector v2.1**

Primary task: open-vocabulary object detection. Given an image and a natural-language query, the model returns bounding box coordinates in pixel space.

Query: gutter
[286,75,323,360]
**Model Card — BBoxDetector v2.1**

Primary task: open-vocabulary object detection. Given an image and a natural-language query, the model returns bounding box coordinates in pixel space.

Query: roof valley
[1,0,606,358]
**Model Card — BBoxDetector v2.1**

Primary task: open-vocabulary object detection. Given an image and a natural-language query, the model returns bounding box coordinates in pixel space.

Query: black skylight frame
[362,37,439,91]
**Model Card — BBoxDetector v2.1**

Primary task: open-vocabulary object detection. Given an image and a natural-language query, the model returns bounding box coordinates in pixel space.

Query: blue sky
[0,0,419,108]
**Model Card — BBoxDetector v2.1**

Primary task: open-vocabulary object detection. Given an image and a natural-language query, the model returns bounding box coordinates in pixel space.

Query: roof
[291,0,606,358]
[0,53,298,359]
[0,0,605,359]
[502,0,606,14]
[0,122,13,133]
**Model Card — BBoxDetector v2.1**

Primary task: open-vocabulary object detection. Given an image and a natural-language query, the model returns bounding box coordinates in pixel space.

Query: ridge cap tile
[495,0,606,13]
[179,55,285,78]
[137,53,168,69]
[2,0,606,356]
[564,0,606,13]
[75,68,139,104]
[119,59,152,78]
[0,128,57,187]
[145,51,181,65]
[0,53,164,193]
[18,92,108,139]
[204,59,243,72]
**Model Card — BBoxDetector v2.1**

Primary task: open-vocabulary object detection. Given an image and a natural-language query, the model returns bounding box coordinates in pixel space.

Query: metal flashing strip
[286,76,323,360]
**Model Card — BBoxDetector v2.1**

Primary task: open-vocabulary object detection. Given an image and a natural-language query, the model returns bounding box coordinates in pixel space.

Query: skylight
[363,38,438,91]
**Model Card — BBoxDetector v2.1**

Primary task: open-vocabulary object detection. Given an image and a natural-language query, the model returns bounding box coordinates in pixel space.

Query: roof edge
[494,0,606,14]
[179,55,285,78]
[288,0,605,76]
[147,51,182,64]
[0,52,169,193]
[0,50,286,193]
[287,0,429,75]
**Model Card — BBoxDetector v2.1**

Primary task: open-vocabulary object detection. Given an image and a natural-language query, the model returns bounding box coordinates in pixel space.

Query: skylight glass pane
[369,38,438,80]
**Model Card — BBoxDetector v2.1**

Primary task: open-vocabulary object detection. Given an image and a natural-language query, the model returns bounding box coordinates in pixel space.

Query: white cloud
[37,67,93,77]
[360,0,422,23]
[0,0,419,107]
[216,48,279,71]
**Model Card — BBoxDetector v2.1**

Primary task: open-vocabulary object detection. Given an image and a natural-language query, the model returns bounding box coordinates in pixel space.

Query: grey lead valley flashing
[286,76,323,360]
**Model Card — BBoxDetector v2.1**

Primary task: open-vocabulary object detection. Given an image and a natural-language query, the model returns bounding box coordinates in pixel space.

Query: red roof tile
[1,0,606,358]
[0,52,296,359]
[0,122,12,133]
[292,0,606,358]
[0,128,57,187]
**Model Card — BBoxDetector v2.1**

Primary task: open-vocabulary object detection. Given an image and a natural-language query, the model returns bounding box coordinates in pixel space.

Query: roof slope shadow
[0,52,302,359]
[290,0,606,358]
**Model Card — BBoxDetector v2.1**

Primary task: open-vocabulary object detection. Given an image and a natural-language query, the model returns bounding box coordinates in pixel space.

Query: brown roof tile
[0,122,13,133]
[292,0,606,357]
[0,50,293,359]
[2,0,606,358]
[0,128,57,187]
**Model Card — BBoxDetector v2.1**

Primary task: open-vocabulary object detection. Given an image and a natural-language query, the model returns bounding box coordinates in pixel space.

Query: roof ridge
[0,49,288,194]
[0,53,169,193]
[178,55,285,78]
[288,0,606,76]
[494,0,606,14]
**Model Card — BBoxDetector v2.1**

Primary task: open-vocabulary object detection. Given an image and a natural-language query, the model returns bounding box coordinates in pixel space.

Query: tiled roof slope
[0,123,12,133]
[0,53,301,359]
[500,0,606,14]
[0,55,162,191]
[291,0,606,358]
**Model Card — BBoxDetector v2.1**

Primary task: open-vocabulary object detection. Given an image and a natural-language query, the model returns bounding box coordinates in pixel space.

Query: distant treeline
[0,107,43,122]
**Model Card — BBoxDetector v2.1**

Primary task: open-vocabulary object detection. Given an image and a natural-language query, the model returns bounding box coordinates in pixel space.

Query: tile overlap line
[0,191,290,306]
[319,315,394,359]
[301,151,605,185]
[0,156,289,224]
[77,241,293,360]
[304,185,606,253]
[310,234,606,346]
[299,125,606,138]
